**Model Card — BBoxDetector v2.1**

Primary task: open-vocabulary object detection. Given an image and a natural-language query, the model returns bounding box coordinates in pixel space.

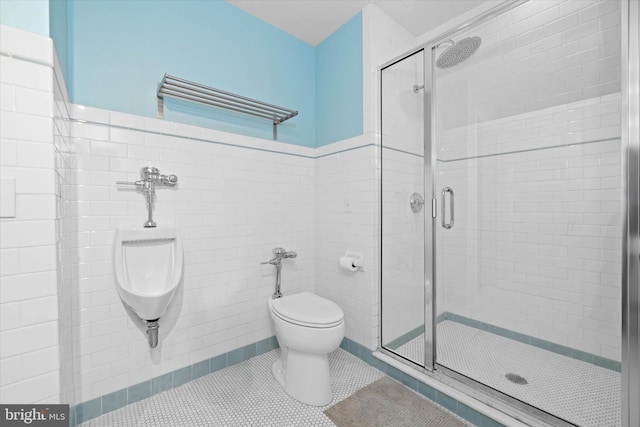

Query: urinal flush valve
[145,318,160,349]
[116,166,178,228]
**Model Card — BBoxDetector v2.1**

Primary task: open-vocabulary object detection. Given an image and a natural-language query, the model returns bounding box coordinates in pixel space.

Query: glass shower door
[432,2,622,426]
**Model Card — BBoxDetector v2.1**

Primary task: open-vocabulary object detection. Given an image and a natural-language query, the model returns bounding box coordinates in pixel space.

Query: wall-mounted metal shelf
[156,74,298,140]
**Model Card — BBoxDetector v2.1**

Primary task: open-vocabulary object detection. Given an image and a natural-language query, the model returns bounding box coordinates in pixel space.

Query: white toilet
[113,227,183,321]
[269,292,345,406]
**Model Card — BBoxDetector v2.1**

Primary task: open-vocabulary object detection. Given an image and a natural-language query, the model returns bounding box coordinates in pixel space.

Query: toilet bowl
[268,292,344,406]
[114,227,183,321]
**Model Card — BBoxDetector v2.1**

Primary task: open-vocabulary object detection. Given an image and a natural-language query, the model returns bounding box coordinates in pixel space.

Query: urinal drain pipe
[145,319,160,348]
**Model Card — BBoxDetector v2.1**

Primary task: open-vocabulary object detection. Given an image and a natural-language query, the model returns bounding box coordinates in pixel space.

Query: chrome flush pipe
[261,247,297,299]
[145,319,160,349]
[273,261,283,299]
[143,180,156,228]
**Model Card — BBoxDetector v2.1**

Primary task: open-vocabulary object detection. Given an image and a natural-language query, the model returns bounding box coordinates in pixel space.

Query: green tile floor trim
[385,324,424,350]
[68,335,279,427]
[443,312,621,372]
[385,312,621,372]
[340,337,504,427]
[70,333,500,427]
[67,314,620,427]
[384,312,448,350]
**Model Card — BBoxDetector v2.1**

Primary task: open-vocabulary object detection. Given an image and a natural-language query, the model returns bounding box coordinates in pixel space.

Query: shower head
[436,36,482,69]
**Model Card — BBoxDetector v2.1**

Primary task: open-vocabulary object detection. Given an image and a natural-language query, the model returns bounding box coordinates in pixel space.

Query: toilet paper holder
[340,251,364,272]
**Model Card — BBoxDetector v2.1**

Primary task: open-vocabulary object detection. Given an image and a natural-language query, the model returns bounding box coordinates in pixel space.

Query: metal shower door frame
[621,1,640,426]
[378,0,530,373]
[379,0,638,425]
[424,6,576,424]
[378,47,434,372]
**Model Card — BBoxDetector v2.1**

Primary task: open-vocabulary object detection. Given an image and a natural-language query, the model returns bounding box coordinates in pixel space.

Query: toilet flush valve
[261,247,297,299]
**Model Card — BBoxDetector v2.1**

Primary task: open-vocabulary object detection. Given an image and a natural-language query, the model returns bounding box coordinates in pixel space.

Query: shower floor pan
[395,320,621,427]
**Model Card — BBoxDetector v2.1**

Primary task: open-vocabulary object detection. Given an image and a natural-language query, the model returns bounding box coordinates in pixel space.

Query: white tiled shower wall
[436,93,622,361]
[377,0,622,361]
[435,0,621,131]
[431,0,622,361]
[379,51,425,344]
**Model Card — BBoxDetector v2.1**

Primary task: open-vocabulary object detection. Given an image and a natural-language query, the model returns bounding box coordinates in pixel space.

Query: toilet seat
[271,292,343,328]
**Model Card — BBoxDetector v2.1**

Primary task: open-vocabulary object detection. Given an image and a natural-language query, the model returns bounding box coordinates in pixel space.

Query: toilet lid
[272,292,344,327]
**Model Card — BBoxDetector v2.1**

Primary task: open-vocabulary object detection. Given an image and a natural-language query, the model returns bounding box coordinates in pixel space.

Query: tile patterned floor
[395,320,621,427]
[79,348,470,427]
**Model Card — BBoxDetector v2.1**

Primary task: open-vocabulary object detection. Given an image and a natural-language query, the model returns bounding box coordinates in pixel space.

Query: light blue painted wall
[0,0,67,81]
[3,0,365,148]
[315,12,363,147]
[0,0,49,36]
[49,0,69,83]
[69,0,316,147]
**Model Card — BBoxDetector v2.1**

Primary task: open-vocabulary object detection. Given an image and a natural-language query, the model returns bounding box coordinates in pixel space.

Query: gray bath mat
[324,376,471,427]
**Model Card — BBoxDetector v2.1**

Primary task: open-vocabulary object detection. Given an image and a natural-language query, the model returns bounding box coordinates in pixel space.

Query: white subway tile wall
[436,0,620,130]
[0,26,61,404]
[435,93,622,361]
[64,111,316,402]
[315,135,379,350]
[429,0,622,362]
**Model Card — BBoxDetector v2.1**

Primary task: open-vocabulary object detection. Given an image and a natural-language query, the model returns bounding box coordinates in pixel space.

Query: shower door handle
[441,187,454,229]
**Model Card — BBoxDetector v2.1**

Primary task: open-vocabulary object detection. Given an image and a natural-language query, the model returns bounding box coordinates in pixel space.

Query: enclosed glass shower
[379,1,633,426]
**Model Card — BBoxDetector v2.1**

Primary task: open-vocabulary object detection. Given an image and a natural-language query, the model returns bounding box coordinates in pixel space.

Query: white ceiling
[225,1,484,46]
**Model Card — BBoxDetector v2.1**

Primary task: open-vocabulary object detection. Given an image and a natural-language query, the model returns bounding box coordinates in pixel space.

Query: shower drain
[505,373,528,385]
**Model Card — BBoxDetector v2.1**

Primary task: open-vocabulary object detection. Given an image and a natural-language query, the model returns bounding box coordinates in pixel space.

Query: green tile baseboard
[383,312,621,372]
[69,335,279,426]
[443,312,621,372]
[385,324,424,350]
[70,333,499,427]
[339,337,504,427]
[383,312,448,350]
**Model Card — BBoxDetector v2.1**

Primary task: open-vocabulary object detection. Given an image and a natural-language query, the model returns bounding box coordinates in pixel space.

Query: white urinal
[114,227,183,323]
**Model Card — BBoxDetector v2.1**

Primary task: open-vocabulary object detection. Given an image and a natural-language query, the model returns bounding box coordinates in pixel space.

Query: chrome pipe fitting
[115,166,178,228]
[261,247,297,299]
[145,319,160,349]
